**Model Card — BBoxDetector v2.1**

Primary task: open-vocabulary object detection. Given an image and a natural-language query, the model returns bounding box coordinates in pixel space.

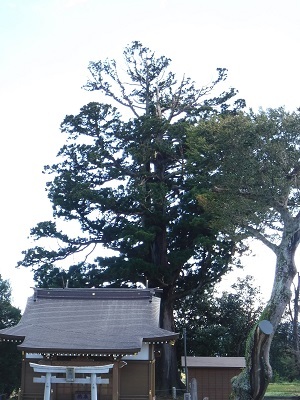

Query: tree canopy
[18,41,244,390]
[188,108,300,399]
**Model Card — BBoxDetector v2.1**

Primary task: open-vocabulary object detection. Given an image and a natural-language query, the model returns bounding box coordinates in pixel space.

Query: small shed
[0,288,178,400]
[182,356,246,400]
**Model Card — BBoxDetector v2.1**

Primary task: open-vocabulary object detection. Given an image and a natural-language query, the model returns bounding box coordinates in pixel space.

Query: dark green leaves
[19,41,242,302]
[0,276,21,396]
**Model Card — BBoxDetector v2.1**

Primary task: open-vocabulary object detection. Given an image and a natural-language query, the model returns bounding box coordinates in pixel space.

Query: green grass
[265,381,300,396]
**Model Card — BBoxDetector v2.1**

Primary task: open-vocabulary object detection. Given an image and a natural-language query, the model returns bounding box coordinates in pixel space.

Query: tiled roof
[182,356,246,368]
[0,288,178,354]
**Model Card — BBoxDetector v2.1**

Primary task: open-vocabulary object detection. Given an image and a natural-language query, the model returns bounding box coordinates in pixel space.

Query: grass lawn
[265,381,300,396]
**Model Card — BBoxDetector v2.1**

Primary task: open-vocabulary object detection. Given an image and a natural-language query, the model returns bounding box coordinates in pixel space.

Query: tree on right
[187,108,300,400]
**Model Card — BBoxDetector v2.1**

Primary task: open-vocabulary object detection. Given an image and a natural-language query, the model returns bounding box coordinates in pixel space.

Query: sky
[1,0,300,311]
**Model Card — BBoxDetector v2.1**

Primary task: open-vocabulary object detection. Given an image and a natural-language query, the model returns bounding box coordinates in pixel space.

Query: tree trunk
[290,272,300,373]
[156,286,183,392]
[232,238,298,400]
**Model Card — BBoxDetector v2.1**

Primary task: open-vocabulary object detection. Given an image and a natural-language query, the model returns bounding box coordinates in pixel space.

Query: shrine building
[0,287,178,400]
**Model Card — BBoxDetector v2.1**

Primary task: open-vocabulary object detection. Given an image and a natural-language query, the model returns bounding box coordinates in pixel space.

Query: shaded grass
[265,382,300,396]
[156,381,300,399]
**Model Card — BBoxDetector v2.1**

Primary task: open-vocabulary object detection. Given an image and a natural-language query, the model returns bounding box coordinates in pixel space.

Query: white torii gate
[30,363,114,400]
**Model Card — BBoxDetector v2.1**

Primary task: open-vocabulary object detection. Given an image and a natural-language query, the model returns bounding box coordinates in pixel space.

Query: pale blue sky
[1,0,299,309]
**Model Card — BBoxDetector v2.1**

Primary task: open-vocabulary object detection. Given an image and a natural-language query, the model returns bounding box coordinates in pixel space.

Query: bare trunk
[232,236,298,400]
[156,286,183,392]
[291,273,300,373]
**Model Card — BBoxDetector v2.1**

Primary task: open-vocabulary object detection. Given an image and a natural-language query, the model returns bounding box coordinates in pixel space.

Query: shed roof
[0,288,178,355]
[182,356,246,368]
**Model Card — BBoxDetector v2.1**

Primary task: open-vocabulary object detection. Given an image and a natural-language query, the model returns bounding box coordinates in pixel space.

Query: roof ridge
[34,287,161,300]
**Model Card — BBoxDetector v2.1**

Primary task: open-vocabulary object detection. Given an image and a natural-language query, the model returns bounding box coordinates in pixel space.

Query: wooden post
[20,352,28,400]
[112,362,119,400]
[148,359,156,400]
[149,344,155,400]
[44,372,51,400]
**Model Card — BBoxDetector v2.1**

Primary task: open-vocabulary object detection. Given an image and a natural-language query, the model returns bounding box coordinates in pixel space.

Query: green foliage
[188,108,300,399]
[17,42,245,390]
[270,320,300,381]
[19,42,243,299]
[0,275,21,397]
[175,275,263,357]
[187,108,300,240]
